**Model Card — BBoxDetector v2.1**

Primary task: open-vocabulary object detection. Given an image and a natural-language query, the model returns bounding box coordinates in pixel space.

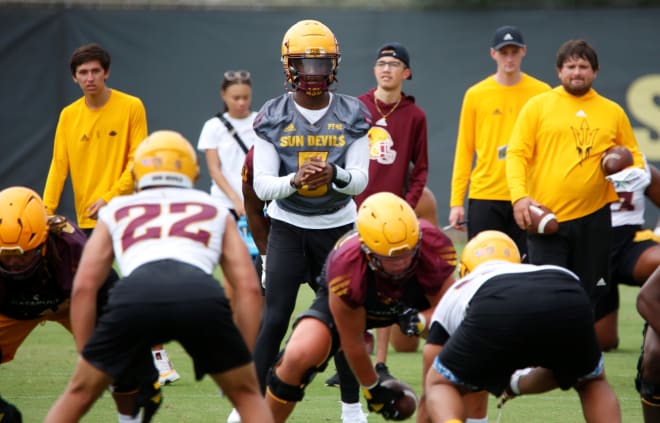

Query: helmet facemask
[286,57,338,96]
[362,237,421,281]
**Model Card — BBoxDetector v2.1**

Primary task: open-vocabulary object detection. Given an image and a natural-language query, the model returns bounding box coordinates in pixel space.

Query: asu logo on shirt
[367,127,397,165]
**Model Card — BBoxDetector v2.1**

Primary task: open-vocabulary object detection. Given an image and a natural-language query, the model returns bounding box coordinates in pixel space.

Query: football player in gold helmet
[423,230,620,423]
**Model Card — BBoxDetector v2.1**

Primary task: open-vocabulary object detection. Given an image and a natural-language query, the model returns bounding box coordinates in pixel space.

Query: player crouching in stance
[0,186,159,423]
[636,266,660,422]
[265,192,457,422]
[423,230,621,423]
[44,131,272,423]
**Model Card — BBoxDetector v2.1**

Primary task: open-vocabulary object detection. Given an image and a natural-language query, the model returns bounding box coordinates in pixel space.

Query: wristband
[290,177,301,190]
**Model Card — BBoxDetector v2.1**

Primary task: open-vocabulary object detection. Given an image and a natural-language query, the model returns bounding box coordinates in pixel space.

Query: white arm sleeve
[333,134,369,195]
[253,137,297,201]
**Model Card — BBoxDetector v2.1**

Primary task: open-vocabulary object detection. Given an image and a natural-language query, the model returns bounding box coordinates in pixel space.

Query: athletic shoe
[136,380,163,423]
[341,401,368,423]
[226,407,241,423]
[0,396,22,423]
[374,362,394,382]
[152,348,180,385]
[325,372,340,387]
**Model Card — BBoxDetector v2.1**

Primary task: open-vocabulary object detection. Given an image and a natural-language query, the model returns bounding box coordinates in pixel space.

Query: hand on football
[362,379,403,420]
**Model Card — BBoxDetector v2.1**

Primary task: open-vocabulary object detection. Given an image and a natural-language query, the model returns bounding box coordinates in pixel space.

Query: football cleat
[152,348,180,385]
[374,362,395,383]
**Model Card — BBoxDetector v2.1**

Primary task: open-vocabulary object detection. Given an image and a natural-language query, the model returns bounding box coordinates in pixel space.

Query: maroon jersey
[0,219,86,320]
[326,220,456,327]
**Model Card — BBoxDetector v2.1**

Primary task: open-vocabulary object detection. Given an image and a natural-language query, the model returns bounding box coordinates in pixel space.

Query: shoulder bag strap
[216,112,249,154]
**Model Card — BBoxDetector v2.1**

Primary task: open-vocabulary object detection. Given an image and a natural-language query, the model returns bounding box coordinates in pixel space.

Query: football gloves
[362,379,403,420]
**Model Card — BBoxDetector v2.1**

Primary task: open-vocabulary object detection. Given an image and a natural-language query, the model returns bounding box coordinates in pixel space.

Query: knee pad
[266,366,306,403]
[636,377,660,407]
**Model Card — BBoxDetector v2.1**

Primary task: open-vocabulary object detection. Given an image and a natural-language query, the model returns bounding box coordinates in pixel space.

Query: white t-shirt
[197,111,258,209]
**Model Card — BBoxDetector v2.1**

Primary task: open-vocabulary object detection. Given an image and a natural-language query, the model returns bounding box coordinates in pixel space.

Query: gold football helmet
[357,192,420,279]
[281,19,340,93]
[459,230,521,277]
[133,130,199,190]
[0,187,48,256]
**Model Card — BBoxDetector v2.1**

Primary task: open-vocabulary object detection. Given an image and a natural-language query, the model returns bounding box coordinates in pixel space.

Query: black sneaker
[325,372,341,387]
[374,362,395,382]
[0,396,22,423]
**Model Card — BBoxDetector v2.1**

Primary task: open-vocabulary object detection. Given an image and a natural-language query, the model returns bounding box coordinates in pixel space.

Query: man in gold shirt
[43,43,147,232]
[448,25,550,258]
[42,43,180,391]
[506,39,644,308]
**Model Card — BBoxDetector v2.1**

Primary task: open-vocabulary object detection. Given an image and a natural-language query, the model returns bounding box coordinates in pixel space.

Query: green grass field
[1,282,645,422]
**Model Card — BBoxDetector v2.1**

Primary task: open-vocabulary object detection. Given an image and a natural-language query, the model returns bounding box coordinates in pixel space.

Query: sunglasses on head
[224,70,251,82]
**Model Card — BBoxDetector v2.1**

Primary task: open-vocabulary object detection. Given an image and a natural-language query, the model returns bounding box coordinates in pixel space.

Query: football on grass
[601,146,633,175]
[381,379,417,420]
[527,204,559,235]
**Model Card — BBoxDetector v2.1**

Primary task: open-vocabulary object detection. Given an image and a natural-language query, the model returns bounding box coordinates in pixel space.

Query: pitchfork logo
[571,118,599,164]
[367,127,397,165]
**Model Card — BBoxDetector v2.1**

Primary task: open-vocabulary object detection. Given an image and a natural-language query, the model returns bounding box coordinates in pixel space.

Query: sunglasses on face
[224,70,251,82]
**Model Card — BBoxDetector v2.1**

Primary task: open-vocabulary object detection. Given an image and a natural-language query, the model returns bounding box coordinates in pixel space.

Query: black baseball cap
[492,25,525,50]
[376,42,412,80]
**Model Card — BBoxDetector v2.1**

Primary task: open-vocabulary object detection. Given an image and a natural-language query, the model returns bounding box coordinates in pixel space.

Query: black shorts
[82,261,252,383]
[436,273,601,396]
[467,199,528,260]
[527,204,611,307]
[594,225,656,317]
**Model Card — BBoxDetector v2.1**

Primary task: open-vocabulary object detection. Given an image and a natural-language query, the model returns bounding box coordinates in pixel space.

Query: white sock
[341,401,364,415]
[118,412,141,423]
[466,417,488,423]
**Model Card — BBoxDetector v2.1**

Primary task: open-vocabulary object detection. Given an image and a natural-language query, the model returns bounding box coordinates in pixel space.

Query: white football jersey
[608,158,651,227]
[99,187,228,276]
[430,261,578,336]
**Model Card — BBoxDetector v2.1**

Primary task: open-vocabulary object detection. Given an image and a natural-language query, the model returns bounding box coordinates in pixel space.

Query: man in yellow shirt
[43,43,147,233]
[42,44,179,392]
[506,39,644,308]
[449,25,550,258]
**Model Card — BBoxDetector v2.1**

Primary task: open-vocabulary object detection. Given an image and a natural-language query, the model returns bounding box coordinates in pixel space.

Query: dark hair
[221,70,252,91]
[555,39,599,72]
[69,44,111,76]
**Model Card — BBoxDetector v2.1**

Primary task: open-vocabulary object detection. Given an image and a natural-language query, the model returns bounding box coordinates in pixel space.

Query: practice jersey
[325,220,456,327]
[431,261,579,336]
[253,92,370,216]
[0,218,86,319]
[608,158,652,227]
[99,187,229,276]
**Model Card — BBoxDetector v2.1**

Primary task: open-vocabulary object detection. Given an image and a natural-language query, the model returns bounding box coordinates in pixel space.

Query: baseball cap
[376,42,412,79]
[492,25,525,50]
